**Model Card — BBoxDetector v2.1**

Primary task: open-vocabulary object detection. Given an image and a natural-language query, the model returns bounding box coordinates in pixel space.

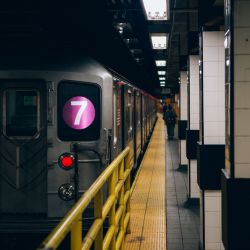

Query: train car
[0,54,157,241]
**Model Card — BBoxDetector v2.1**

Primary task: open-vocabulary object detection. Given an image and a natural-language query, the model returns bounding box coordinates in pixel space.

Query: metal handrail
[38,147,131,250]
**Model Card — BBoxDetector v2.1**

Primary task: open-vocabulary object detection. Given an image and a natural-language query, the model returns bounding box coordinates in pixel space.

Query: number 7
[71,101,88,125]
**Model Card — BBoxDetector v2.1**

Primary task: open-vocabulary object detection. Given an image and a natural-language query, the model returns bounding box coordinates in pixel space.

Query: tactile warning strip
[125,117,166,250]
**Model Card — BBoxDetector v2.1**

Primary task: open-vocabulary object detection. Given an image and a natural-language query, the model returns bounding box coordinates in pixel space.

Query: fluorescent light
[156,60,166,66]
[160,81,165,84]
[141,0,168,20]
[151,34,168,49]
[159,77,166,80]
[160,84,165,87]
[158,71,166,75]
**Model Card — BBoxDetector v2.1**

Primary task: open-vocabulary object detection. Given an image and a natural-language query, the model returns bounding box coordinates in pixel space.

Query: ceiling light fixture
[159,77,166,80]
[158,71,166,75]
[160,81,166,84]
[156,60,166,66]
[151,34,168,49]
[141,0,169,20]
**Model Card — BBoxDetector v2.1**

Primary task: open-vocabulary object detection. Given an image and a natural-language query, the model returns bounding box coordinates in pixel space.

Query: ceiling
[0,0,224,97]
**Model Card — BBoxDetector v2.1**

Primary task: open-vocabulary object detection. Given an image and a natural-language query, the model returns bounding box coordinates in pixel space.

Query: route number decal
[63,96,95,130]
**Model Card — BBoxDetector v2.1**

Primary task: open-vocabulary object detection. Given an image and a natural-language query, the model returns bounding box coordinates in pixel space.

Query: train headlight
[58,153,75,170]
[58,183,75,201]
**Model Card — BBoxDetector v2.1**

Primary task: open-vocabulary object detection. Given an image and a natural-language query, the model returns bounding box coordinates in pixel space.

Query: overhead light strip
[156,60,166,66]
[151,34,168,49]
[158,71,166,75]
[142,0,169,20]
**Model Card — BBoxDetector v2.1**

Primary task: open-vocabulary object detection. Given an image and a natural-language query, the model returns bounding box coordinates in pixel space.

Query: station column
[222,1,250,249]
[197,31,225,250]
[186,55,200,200]
[178,71,188,170]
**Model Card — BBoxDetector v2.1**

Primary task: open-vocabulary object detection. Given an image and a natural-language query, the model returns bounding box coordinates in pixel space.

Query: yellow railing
[38,147,131,250]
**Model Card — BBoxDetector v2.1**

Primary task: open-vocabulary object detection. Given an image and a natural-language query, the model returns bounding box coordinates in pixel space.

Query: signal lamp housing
[58,183,75,201]
[58,153,75,170]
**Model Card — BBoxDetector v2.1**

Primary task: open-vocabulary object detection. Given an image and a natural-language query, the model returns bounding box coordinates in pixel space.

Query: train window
[4,90,39,137]
[58,81,101,141]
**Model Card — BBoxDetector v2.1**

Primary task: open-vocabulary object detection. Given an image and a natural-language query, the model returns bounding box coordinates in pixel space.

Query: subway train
[0,54,157,242]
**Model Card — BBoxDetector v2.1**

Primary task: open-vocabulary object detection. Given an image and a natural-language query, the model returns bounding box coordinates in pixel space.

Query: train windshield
[58,81,101,141]
[5,90,39,137]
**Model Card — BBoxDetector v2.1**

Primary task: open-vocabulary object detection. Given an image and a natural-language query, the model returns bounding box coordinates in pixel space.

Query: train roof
[0,51,110,76]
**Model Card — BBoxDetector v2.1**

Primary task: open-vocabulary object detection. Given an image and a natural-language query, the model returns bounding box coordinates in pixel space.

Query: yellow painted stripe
[125,116,166,250]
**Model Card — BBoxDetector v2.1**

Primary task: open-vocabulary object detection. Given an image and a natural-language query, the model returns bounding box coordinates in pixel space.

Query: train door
[135,91,141,161]
[112,82,123,158]
[146,97,150,136]
[143,95,147,143]
[123,85,134,168]
[0,80,47,215]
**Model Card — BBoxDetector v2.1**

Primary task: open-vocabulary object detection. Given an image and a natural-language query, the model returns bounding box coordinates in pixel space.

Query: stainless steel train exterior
[0,56,157,234]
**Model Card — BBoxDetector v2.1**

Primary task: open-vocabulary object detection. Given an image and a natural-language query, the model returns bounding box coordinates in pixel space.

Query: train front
[0,56,113,240]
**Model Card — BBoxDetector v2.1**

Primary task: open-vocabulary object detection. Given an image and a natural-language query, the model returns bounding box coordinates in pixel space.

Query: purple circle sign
[63,96,96,130]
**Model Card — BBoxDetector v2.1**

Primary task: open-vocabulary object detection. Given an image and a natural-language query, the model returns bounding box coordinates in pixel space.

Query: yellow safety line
[124,117,166,250]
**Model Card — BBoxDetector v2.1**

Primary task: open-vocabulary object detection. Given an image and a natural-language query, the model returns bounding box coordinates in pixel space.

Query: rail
[38,147,131,250]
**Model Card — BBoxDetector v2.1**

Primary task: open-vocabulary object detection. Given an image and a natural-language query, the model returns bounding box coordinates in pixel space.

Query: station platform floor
[124,117,200,250]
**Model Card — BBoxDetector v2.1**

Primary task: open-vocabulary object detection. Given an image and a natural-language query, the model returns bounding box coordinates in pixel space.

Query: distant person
[162,103,168,121]
[165,105,177,140]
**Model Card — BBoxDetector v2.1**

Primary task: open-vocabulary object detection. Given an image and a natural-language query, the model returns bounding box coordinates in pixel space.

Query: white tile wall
[235,163,250,178]
[190,159,200,198]
[203,191,223,250]
[180,71,188,120]
[234,1,250,178]
[235,109,250,136]
[189,55,200,130]
[203,32,223,47]
[180,71,188,166]
[202,32,225,145]
[188,56,200,198]
[201,32,225,250]
[235,82,250,109]
[235,137,250,164]
[234,55,250,82]
[180,140,188,165]
[203,61,219,77]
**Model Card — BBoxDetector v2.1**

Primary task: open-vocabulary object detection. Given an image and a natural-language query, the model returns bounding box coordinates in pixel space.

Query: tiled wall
[234,0,250,178]
[201,31,225,250]
[190,159,200,198]
[180,71,188,120]
[204,191,225,250]
[180,71,188,165]
[189,55,199,130]
[202,32,225,145]
[180,140,188,165]
[188,56,200,198]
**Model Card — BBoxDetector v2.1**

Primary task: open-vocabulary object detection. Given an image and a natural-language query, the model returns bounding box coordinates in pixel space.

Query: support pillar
[222,1,250,249]
[197,31,225,250]
[187,55,200,200]
[178,71,188,170]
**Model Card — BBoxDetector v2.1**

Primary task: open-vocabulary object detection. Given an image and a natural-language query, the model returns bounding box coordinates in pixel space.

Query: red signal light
[58,153,75,170]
